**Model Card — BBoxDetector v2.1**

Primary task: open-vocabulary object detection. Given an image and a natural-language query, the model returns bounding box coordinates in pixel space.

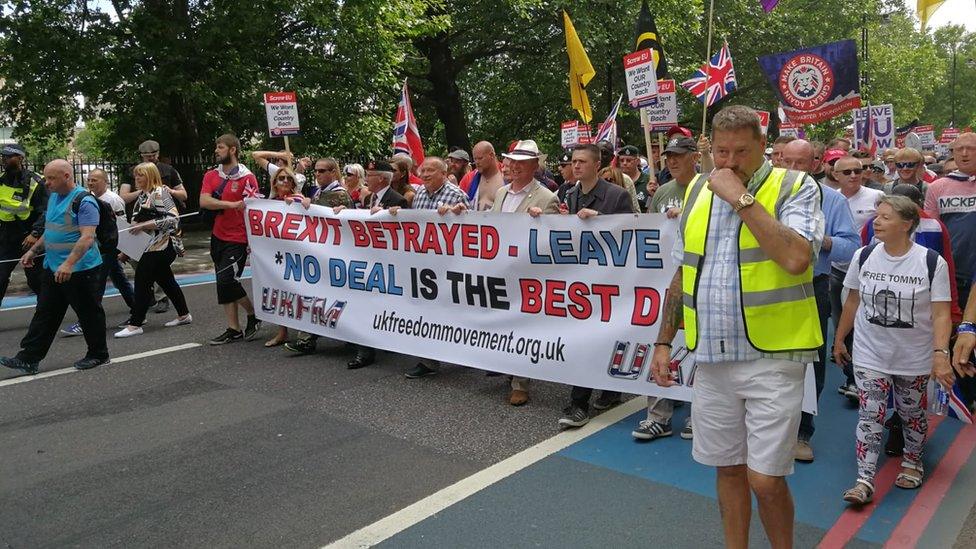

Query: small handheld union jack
[680,41,737,107]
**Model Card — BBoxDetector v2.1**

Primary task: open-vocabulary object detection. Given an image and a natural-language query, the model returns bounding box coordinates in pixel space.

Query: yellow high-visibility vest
[0,173,39,222]
[679,167,822,352]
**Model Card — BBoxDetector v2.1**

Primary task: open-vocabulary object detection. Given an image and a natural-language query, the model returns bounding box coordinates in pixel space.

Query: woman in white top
[833,195,955,505]
[115,163,191,337]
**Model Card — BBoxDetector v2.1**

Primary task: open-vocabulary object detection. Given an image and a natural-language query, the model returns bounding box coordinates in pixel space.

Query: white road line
[0,342,202,388]
[325,397,646,549]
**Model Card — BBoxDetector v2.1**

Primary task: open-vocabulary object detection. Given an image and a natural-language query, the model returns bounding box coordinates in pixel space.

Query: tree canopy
[0,0,972,160]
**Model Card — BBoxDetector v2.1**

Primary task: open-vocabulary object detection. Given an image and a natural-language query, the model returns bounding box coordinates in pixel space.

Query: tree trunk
[416,34,471,152]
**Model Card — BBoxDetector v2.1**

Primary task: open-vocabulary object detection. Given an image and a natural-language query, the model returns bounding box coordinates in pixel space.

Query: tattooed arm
[651,268,683,387]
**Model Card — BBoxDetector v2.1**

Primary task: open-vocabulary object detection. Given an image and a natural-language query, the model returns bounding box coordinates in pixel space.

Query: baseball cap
[664,136,698,155]
[138,140,160,154]
[667,126,693,139]
[891,183,923,206]
[1,143,26,157]
[447,149,470,162]
[617,145,641,157]
[366,159,394,173]
[823,149,846,165]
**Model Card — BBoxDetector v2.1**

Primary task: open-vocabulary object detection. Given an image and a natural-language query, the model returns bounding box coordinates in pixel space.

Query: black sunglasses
[275,176,295,183]
[895,162,918,169]
[838,168,864,176]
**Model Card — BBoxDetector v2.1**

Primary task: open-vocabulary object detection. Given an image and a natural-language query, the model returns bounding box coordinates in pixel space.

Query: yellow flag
[563,10,595,124]
[917,0,945,30]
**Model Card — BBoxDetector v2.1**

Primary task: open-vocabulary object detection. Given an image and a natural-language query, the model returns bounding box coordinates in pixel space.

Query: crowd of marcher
[2,106,976,549]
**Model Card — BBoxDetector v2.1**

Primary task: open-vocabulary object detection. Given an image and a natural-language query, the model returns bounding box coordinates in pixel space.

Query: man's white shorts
[692,358,805,477]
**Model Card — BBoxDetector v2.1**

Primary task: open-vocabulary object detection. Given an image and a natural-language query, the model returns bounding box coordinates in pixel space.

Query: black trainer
[0,356,39,375]
[209,328,243,345]
[243,316,261,341]
[284,339,316,354]
[558,406,590,428]
[592,392,622,410]
[153,297,170,314]
[74,357,110,370]
[405,363,437,379]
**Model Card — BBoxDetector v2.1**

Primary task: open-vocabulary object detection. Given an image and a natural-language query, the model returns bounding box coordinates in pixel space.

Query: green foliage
[0,0,971,161]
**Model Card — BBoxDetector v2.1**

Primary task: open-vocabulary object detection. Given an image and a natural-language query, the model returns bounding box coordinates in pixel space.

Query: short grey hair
[380,171,393,185]
[711,105,762,141]
[877,195,920,233]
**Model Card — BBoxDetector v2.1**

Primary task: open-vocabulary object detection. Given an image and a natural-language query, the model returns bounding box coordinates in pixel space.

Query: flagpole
[701,0,716,134]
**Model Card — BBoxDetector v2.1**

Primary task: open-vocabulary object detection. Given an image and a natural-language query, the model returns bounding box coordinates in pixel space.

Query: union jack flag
[948,382,974,424]
[594,95,622,148]
[681,41,737,107]
[392,80,425,167]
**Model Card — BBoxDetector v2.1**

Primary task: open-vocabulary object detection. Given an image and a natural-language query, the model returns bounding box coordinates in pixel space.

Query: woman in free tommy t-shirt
[833,195,955,506]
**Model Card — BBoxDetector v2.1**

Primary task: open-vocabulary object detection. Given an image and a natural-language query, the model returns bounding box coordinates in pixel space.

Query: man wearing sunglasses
[882,148,928,201]
[0,143,47,303]
[831,155,886,400]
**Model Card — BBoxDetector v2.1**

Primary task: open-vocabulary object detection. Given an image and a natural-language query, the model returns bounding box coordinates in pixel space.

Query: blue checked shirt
[672,162,825,364]
[411,180,470,210]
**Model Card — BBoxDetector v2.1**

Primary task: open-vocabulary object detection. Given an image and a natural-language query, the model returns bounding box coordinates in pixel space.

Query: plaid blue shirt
[412,180,470,211]
[673,162,825,364]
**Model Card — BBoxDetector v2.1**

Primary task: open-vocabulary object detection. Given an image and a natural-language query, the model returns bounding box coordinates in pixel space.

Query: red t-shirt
[201,169,259,243]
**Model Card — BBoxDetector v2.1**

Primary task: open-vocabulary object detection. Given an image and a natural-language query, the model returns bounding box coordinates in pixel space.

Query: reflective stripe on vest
[680,168,823,353]
[0,177,38,222]
[43,186,102,272]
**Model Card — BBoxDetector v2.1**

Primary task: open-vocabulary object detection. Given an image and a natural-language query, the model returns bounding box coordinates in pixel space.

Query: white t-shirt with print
[833,185,885,271]
[843,242,950,376]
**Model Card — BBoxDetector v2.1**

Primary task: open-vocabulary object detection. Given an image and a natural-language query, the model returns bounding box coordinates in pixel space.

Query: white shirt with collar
[370,185,390,208]
[501,181,534,213]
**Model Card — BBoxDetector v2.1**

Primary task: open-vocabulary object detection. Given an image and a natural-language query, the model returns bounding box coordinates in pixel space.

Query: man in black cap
[555,150,575,202]
[119,139,187,314]
[0,143,47,302]
[618,145,652,212]
[345,159,408,369]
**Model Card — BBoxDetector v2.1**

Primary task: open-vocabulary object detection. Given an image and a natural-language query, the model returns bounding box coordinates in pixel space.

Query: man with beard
[0,143,47,302]
[199,134,262,345]
[446,149,471,186]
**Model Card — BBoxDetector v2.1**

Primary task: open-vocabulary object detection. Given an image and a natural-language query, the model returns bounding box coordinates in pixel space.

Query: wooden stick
[283,135,291,155]
[658,133,666,171]
[701,0,716,134]
[640,109,657,185]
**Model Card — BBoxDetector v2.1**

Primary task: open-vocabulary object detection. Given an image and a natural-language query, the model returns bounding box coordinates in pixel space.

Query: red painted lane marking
[817,415,946,549]
[883,424,976,548]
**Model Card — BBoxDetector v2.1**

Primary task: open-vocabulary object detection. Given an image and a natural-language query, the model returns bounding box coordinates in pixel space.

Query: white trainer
[114,326,144,338]
[165,314,193,327]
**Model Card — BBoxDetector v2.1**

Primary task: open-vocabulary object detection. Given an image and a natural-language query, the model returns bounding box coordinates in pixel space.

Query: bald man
[2,160,109,374]
[458,141,505,211]
[782,140,859,461]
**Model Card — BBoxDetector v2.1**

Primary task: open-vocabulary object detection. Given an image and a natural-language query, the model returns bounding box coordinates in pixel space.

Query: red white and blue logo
[779,53,835,110]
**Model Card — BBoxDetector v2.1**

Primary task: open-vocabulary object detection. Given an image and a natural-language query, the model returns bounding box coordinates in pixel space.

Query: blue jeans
[799,274,830,441]
[98,251,134,309]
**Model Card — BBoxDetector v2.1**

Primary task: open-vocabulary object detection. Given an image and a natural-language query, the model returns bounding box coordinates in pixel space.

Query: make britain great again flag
[757,39,861,125]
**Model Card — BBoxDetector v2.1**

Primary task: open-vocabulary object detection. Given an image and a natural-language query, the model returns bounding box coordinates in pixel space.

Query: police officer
[0,143,47,302]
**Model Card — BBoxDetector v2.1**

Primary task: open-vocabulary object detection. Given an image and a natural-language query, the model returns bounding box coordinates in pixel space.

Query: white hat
[503,139,542,161]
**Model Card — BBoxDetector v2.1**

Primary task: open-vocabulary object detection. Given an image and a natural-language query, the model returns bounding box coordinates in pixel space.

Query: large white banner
[246,200,816,412]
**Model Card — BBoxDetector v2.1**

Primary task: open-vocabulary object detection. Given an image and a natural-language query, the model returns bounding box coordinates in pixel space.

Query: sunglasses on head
[895,162,918,169]
[838,168,864,176]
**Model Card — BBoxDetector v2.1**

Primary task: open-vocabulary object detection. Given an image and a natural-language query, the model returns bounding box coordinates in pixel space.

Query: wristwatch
[733,192,756,212]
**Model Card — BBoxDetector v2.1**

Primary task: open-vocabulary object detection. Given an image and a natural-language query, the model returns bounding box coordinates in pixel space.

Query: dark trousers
[829,267,854,385]
[0,238,41,300]
[956,279,976,406]
[130,245,188,325]
[97,251,135,309]
[799,274,831,441]
[17,267,108,363]
[570,386,620,412]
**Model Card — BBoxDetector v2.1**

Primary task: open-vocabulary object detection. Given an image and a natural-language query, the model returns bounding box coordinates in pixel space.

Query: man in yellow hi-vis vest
[0,143,47,302]
[650,106,823,549]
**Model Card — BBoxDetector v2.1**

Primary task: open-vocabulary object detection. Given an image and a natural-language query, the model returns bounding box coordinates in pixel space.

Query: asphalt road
[0,282,598,548]
[3,281,976,548]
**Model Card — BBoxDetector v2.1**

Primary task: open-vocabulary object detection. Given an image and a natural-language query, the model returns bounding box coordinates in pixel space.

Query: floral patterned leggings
[854,366,929,483]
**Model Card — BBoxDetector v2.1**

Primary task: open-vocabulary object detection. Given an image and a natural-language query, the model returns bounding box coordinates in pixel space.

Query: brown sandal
[843,479,874,505]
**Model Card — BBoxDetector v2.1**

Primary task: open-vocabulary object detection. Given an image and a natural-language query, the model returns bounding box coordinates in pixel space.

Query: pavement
[3,272,976,548]
[4,227,215,294]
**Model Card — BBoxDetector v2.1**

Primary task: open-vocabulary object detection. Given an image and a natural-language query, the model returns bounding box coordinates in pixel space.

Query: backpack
[200,170,235,228]
[857,242,939,287]
[71,191,119,253]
